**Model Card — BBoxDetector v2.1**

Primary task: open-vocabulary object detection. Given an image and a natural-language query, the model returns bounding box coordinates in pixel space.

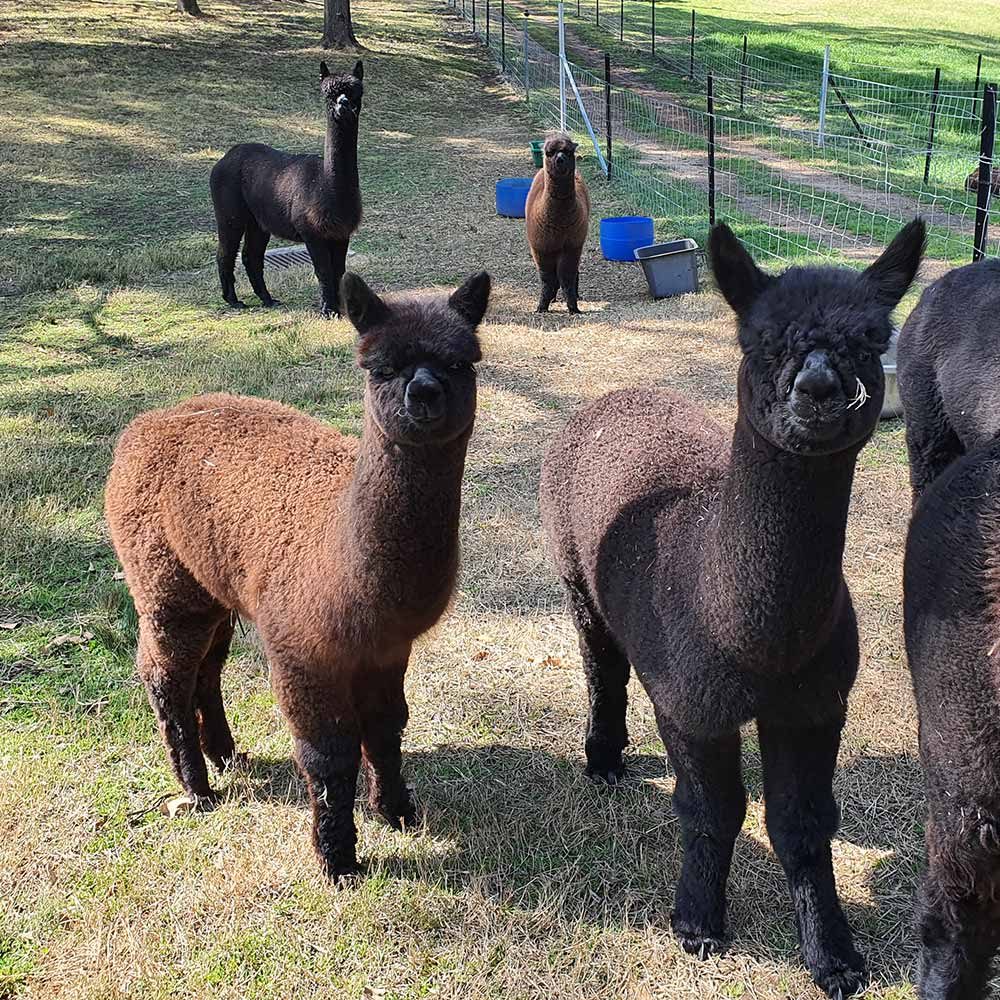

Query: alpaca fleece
[540,220,926,998]
[904,440,1000,999]
[897,258,1000,499]
[210,61,364,317]
[525,133,590,313]
[105,271,491,879]
[964,167,1000,196]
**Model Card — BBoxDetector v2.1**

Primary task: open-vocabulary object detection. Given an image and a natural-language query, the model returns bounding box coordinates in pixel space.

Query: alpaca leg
[901,360,962,501]
[327,239,349,318]
[305,238,338,318]
[564,578,630,784]
[917,867,999,1000]
[241,220,277,307]
[215,219,246,308]
[137,612,222,805]
[195,619,240,773]
[357,665,416,830]
[758,718,865,998]
[536,254,559,313]
[661,721,746,957]
[557,249,583,314]
[274,662,362,879]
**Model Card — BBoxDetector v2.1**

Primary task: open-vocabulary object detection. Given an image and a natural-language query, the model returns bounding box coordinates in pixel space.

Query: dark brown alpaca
[209,61,364,317]
[105,271,491,879]
[525,133,590,313]
[540,220,926,997]
[965,167,1000,196]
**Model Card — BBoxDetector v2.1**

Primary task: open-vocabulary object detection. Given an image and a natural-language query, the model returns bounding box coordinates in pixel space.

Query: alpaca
[209,61,364,317]
[105,270,491,879]
[525,133,590,313]
[965,167,1000,196]
[540,220,926,997]
[897,258,1000,499]
[904,438,1000,999]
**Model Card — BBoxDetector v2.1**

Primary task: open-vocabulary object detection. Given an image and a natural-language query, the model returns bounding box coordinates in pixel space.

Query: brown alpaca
[105,271,491,880]
[525,133,591,313]
[965,167,1000,196]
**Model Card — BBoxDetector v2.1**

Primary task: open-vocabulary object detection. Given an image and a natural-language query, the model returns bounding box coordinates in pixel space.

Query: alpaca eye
[449,362,472,373]
[374,366,397,379]
[858,350,871,362]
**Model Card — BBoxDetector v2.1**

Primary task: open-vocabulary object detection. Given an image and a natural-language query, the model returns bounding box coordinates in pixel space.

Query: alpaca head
[341,271,491,447]
[710,219,925,456]
[544,133,578,180]
[320,60,364,123]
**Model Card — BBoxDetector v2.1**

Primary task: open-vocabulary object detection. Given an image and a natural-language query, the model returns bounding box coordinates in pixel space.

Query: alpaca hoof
[224,299,246,310]
[261,298,283,309]
[671,911,726,959]
[810,952,866,999]
[374,788,419,832]
[536,306,550,314]
[567,306,581,314]
[585,762,627,786]
[322,856,365,885]
[319,305,341,320]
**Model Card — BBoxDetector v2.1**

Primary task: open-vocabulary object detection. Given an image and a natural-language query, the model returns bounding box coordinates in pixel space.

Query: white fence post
[559,2,567,131]
[818,44,830,146]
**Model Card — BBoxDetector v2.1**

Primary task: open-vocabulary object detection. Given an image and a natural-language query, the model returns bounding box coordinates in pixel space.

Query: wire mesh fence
[446,0,999,267]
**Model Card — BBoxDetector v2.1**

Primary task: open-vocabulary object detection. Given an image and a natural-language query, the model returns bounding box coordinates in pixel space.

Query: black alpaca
[540,220,926,998]
[209,61,363,316]
[897,258,1000,500]
[904,439,1000,999]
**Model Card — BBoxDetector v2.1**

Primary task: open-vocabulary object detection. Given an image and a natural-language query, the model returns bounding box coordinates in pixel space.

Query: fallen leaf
[540,655,565,668]
[161,795,197,818]
[0,622,17,630]
[471,650,489,661]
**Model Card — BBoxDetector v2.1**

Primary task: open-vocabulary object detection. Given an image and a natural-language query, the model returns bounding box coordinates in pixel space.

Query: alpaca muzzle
[789,350,842,420]
[404,368,446,424]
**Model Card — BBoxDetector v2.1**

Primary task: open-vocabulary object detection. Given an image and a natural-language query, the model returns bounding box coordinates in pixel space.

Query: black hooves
[584,763,627,786]
[811,956,866,999]
[671,912,727,960]
[322,857,365,885]
[261,298,283,309]
[224,299,246,310]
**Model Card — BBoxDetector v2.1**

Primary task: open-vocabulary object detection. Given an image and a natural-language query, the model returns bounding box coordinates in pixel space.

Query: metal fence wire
[447,0,998,266]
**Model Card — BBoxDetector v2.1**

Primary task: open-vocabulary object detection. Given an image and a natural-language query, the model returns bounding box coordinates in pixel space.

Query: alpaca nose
[404,368,445,423]
[792,350,840,403]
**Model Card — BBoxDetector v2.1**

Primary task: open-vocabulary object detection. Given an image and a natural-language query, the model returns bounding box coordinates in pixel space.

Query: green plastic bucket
[530,139,544,168]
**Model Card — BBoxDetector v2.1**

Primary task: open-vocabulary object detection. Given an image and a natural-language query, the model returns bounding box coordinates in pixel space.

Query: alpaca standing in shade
[525,133,590,313]
[541,221,925,997]
[105,271,491,880]
[210,61,363,317]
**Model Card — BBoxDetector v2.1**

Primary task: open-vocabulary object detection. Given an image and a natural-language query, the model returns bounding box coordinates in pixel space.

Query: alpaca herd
[95,58,1000,1000]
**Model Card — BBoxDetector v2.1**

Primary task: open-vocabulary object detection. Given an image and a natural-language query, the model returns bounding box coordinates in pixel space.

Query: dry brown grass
[0,1,943,997]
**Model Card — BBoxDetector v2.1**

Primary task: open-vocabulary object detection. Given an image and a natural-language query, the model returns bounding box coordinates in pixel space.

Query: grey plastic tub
[634,238,699,299]
[881,327,903,420]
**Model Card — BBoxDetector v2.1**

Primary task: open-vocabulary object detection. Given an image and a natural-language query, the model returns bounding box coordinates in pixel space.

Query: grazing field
[0,0,964,998]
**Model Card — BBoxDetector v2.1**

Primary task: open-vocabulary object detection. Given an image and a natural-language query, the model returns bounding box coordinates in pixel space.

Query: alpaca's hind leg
[917,866,999,1000]
[564,578,630,783]
[536,254,560,313]
[661,721,746,957]
[137,612,223,806]
[216,222,246,309]
[273,661,362,879]
[357,664,417,830]
[758,718,865,997]
[557,249,583,314]
[901,361,963,501]
[241,220,278,307]
[195,618,241,773]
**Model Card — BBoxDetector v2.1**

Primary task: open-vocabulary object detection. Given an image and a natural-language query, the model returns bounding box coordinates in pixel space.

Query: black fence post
[707,72,716,226]
[596,0,599,26]
[486,0,490,46]
[472,0,476,33]
[739,34,747,110]
[974,53,983,117]
[651,0,655,57]
[973,83,997,262]
[619,0,624,41]
[501,0,506,69]
[605,52,613,180]
[923,67,941,186]
[523,11,530,100]
[689,9,696,80]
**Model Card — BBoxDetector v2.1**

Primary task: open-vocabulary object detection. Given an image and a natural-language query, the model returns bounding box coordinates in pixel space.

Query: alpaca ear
[320,61,330,79]
[353,60,364,80]
[448,271,491,327]
[709,223,771,318]
[862,218,926,310]
[341,273,390,334]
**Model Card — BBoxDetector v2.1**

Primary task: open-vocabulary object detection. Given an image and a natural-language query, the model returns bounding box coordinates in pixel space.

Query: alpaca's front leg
[327,239,349,318]
[305,238,339,319]
[661,721,746,957]
[758,717,865,998]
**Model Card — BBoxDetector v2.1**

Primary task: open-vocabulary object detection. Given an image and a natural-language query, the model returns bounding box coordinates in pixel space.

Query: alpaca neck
[700,402,862,671]
[330,407,470,622]
[323,112,359,191]
[546,170,576,200]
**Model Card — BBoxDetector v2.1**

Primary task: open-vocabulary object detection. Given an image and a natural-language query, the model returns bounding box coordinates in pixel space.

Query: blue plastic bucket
[600,215,655,261]
[495,177,534,218]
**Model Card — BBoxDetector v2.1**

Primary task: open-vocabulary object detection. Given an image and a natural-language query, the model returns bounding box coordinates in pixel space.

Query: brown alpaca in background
[525,133,590,313]
[105,270,491,880]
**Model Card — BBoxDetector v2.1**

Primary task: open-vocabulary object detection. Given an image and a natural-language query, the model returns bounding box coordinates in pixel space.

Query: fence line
[447,0,998,267]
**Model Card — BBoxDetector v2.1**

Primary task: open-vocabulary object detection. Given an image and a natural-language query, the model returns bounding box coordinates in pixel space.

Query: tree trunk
[177,0,202,14]
[323,0,359,49]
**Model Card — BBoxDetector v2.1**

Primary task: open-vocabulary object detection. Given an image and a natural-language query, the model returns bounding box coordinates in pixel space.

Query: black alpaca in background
[541,221,926,998]
[904,439,1000,999]
[897,258,1000,499]
[209,61,364,316]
